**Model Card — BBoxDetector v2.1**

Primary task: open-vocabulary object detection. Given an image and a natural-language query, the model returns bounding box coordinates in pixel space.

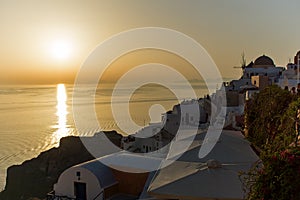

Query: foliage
[243,147,300,200]
[245,85,293,148]
[265,97,300,155]
[243,85,300,200]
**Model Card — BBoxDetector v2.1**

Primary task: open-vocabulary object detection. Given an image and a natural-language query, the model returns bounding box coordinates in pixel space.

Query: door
[74,182,87,200]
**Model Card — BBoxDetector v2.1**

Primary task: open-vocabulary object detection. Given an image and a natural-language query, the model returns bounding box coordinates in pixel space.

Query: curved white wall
[54,166,103,200]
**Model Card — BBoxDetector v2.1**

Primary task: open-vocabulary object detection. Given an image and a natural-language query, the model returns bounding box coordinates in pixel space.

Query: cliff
[0,131,122,200]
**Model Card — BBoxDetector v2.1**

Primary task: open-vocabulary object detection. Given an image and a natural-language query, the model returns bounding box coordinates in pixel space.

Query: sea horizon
[0,82,211,190]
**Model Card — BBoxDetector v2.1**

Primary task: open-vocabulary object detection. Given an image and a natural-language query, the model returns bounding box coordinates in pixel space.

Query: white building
[48,152,162,200]
[210,55,285,129]
[179,99,205,127]
[162,99,208,134]
[220,55,284,95]
[121,123,165,153]
[121,99,209,154]
[241,55,283,85]
[53,158,116,200]
[277,51,300,91]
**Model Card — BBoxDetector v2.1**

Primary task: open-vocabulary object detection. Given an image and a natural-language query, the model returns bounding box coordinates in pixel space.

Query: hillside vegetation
[244,85,300,200]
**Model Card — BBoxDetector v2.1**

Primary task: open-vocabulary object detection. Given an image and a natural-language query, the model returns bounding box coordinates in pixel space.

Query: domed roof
[254,55,275,66]
[294,51,300,64]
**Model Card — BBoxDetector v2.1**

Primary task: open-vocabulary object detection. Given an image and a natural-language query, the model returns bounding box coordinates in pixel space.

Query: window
[76,171,81,180]
[76,171,81,177]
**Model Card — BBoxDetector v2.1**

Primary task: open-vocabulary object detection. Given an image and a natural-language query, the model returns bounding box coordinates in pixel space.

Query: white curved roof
[74,159,117,189]
[97,152,163,173]
[73,151,163,189]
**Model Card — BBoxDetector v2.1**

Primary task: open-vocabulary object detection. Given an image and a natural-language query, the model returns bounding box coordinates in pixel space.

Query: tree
[243,86,300,200]
[245,85,293,148]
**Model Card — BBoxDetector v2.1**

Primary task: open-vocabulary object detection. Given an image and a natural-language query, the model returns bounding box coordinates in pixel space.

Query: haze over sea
[0,83,208,190]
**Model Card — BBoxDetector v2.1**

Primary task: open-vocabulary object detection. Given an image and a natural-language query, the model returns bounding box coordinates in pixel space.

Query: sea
[0,83,208,190]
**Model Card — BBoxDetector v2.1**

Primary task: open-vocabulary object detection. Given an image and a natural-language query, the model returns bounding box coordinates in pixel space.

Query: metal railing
[92,190,104,200]
[46,191,76,200]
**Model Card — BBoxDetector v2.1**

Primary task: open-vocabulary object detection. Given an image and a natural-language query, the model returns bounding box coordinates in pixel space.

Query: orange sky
[1,0,300,84]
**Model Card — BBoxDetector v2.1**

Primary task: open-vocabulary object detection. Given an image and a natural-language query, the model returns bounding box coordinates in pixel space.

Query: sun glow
[52,84,69,145]
[50,40,72,60]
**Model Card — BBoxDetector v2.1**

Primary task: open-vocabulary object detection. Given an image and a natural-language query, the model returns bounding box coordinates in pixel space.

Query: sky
[1,0,300,84]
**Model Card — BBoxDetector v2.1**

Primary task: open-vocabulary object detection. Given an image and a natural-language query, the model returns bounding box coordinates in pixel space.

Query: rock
[0,131,123,200]
[103,130,122,147]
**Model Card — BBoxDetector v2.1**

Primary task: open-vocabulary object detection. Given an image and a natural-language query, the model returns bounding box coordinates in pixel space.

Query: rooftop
[148,130,260,200]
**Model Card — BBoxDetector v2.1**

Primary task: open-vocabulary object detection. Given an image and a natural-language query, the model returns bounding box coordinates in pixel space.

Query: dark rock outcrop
[0,131,122,200]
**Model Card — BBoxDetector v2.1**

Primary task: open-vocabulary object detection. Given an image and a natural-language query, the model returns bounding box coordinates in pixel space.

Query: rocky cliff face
[0,131,122,200]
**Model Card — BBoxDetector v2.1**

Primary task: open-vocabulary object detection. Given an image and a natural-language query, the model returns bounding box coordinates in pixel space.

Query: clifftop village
[47,51,300,200]
[120,50,300,154]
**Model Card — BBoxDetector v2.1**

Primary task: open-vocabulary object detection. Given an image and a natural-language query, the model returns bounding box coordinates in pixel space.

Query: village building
[121,98,209,154]
[211,54,285,129]
[48,152,162,200]
[278,51,300,91]
[162,98,209,134]
[242,55,283,84]
[120,123,167,154]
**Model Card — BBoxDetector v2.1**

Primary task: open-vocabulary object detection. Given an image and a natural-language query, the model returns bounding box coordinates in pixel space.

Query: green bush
[244,147,300,200]
[243,85,300,199]
[245,85,293,148]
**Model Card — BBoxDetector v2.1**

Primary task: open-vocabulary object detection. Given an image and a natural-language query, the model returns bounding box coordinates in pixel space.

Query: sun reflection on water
[52,84,69,146]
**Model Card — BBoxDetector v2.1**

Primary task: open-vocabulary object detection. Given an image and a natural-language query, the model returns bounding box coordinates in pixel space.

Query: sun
[50,40,72,60]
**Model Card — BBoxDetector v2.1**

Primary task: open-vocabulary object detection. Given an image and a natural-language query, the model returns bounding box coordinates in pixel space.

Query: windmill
[234,51,247,69]
[233,52,247,77]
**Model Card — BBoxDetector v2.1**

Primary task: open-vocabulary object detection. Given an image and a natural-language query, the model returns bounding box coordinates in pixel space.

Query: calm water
[0,83,208,190]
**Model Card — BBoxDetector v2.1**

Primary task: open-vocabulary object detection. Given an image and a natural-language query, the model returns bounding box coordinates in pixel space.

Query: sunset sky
[1,0,300,84]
